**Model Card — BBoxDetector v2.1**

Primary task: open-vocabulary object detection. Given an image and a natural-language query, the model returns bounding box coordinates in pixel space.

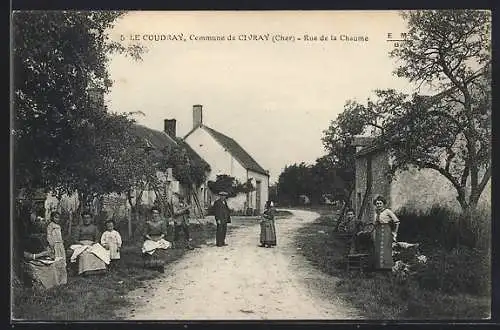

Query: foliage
[295,211,491,319]
[321,100,372,210]
[13,11,144,200]
[268,183,278,202]
[413,246,490,296]
[397,204,490,251]
[277,160,347,206]
[277,162,314,205]
[386,10,491,212]
[163,141,210,187]
[207,174,254,198]
[322,10,491,213]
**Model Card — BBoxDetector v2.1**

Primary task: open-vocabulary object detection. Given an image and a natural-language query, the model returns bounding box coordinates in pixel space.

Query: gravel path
[117,209,358,320]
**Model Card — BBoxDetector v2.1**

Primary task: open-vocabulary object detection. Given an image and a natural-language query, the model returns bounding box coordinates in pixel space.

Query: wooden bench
[346,253,370,272]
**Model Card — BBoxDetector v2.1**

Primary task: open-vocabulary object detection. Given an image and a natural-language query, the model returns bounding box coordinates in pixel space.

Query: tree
[207,174,252,198]
[12,11,143,279]
[13,11,144,199]
[269,183,278,203]
[325,10,491,214]
[277,163,314,206]
[384,10,491,213]
[321,100,369,211]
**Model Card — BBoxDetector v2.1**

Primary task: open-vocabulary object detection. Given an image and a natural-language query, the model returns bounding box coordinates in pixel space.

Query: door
[256,180,262,213]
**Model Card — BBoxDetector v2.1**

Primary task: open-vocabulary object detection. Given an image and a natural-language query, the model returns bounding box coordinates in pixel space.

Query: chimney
[193,104,203,129]
[164,119,177,138]
[88,87,105,108]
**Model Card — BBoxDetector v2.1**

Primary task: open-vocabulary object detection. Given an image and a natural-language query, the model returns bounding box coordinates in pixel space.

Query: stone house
[352,136,491,224]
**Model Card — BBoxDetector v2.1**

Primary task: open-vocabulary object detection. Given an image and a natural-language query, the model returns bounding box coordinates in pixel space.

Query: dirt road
[117,209,358,320]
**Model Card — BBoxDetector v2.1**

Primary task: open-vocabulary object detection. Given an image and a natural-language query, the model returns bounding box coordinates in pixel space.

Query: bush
[396,205,491,297]
[397,204,490,251]
[414,246,490,296]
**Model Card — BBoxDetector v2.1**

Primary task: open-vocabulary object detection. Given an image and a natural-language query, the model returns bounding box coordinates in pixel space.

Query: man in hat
[213,191,231,247]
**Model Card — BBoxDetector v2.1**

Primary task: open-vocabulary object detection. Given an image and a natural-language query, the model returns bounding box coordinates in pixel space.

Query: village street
[117,209,358,320]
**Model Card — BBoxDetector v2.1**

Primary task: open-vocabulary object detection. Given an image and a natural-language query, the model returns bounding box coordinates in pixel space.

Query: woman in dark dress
[21,215,67,290]
[259,201,277,248]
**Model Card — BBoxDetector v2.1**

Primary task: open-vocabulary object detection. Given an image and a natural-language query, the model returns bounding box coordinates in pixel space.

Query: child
[46,211,66,262]
[100,220,122,270]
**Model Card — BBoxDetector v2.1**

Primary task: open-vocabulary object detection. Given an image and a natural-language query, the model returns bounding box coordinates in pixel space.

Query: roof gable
[175,138,210,170]
[202,126,269,176]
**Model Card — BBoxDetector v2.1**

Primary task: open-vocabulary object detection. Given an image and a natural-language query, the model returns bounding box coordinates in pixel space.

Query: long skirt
[373,223,393,270]
[143,249,168,269]
[78,251,107,275]
[260,219,277,246]
[53,242,67,262]
[23,258,67,290]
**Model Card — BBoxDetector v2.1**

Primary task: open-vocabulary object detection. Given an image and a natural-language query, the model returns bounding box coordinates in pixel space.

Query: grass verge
[12,222,216,320]
[294,214,491,320]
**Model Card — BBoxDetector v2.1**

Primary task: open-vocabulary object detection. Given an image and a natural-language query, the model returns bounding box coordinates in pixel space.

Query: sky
[105,11,416,183]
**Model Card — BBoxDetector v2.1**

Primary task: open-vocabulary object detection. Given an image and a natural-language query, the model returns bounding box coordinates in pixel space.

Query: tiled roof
[132,124,178,150]
[203,126,269,176]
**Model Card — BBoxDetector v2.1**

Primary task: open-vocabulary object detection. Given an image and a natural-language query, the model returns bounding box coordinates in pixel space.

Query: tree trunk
[68,211,73,239]
[126,190,135,240]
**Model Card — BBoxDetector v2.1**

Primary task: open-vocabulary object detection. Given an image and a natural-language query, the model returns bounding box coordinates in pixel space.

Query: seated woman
[142,206,171,272]
[70,211,109,276]
[259,201,277,248]
[21,215,67,290]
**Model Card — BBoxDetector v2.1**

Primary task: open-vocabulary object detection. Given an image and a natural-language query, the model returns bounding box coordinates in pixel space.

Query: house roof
[175,138,210,170]
[352,136,376,147]
[200,125,269,176]
[132,124,178,149]
[356,143,386,158]
[132,124,209,169]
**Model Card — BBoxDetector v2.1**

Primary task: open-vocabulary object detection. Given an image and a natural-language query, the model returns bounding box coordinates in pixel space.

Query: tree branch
[477,164,491,197]
[426,109,464,130]
[444,148,455,174]
[460,165,470,188]
[420,161,463,193]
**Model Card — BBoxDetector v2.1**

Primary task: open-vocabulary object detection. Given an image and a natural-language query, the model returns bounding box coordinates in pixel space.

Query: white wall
[248,170,269,213]
[185,128,247,182]
[226,193,247,211]
[390,165,491,213]
[185,127,251,211]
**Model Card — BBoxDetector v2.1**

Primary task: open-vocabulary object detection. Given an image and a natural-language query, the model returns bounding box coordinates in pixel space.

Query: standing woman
[259,201,277,248]
[372,196,400,271]
[142,206,171,272]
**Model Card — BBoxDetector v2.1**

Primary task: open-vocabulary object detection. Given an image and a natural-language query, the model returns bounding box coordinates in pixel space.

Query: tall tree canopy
[386,10,491,212]
[13,11,143,198]
[322,10,491,213]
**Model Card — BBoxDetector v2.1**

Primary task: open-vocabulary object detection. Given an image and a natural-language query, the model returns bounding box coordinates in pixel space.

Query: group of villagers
[344,195,402,271]
[20,195,194,290]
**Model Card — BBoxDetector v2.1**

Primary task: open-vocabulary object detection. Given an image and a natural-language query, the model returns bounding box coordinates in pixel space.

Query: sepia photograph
[11,10,492,321]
